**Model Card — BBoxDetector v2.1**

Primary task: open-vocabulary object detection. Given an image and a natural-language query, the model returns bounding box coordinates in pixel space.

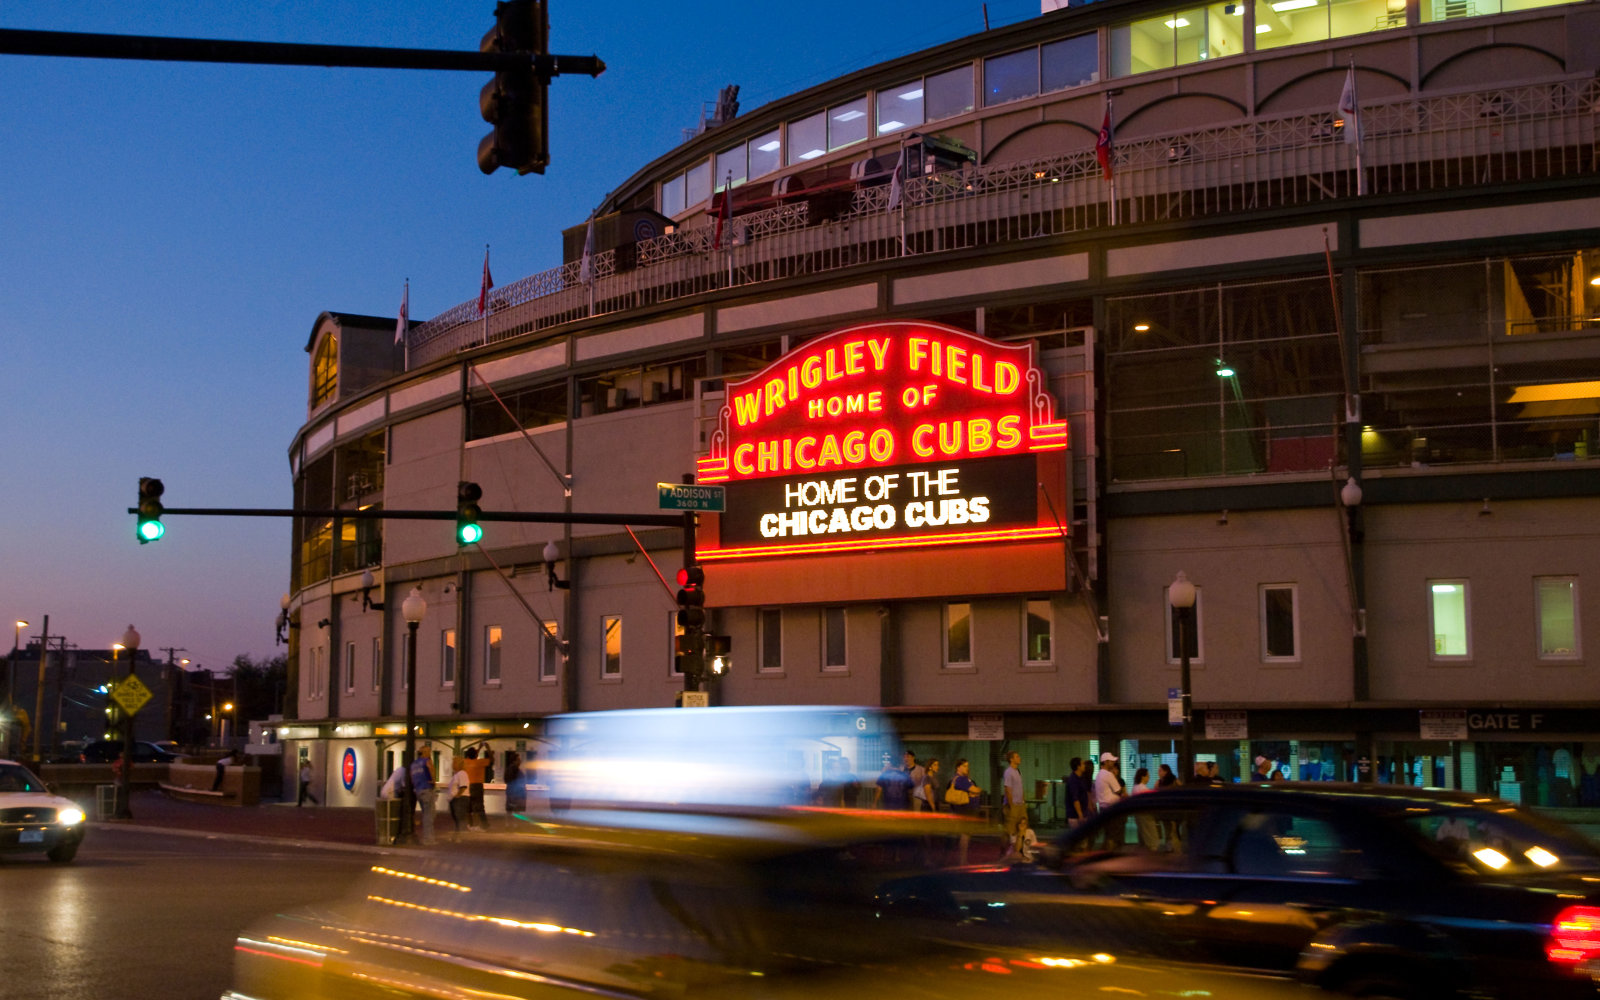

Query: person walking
[1130,767,1160,850]
[408,742,437,846]
[947,758,982,864]
[1002,751,1027,860]
[921,758,942,813]
[1156,763,1178,788]
[296,758,318,806]
[1064,756,1092,829]
[447,761,470,838]
[874,752,912,810]
[461,745,491,830]
[504,752,526,817]
[1093,752,1126,848]
[905,751,929,812]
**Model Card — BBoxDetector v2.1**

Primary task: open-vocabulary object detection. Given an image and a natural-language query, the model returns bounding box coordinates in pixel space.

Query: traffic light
[136,477,165,543]
[478,0,549,175]
[708,634,732,676]
[456,481,484,546]
[675,565,705,629]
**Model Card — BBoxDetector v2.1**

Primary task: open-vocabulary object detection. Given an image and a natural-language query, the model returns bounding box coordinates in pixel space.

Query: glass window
[1111,3,1242,77]
[539,620,561,682]
[824,607,847,669]
[715,146,746,190]
[1429,581,1471,660]
[748,129,781,178]
[946,602,973,665]
[1167,588,1203,663]
[876,79,924,135]
[1256,0,1402,49]
[1536,577,1580,659]
[467,381,567,441]
[828,96,869,150]
[760,608,783,672]
[602,615,622,677]
[661,172,686,217]
[788,111,826,164]
[1042,34,1099,92]
[925,65,974,122]
[685,160,712,208]
[311,334,338,410]
[343,641,355,694]
[441,629,457,688]
[984,47,1039,107]
[1025,600,1053,663]
[1261,585,1299,661]
[371,636,380,692]
[484,625,502,684]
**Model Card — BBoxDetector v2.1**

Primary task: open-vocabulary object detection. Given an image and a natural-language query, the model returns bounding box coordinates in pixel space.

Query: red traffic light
[676,566,704,588]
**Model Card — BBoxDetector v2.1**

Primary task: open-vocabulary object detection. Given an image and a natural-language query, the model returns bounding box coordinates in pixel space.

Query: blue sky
[0,0,1043,674]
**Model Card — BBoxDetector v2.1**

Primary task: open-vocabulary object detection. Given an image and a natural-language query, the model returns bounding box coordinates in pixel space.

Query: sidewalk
[93,788,385,849]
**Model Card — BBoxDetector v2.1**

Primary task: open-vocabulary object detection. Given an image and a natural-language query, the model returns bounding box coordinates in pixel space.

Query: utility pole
[31,615,48,766]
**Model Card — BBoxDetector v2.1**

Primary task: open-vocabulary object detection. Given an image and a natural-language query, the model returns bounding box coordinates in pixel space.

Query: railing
[408,78,1599,367]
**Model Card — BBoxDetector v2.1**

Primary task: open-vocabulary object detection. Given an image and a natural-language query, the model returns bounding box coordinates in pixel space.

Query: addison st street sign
[695,320,1071,602]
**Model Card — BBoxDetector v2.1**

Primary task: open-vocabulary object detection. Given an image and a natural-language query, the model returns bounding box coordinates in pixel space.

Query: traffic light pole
[130,506,682,528]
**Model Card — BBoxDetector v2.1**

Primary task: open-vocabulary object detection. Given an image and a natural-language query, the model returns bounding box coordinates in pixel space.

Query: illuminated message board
[697,321,1068,561]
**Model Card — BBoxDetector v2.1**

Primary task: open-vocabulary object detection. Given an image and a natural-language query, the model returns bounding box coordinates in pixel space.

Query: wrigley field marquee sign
[697,321,1069,560]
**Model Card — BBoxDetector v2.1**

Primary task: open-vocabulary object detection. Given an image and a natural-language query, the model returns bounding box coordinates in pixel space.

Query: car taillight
[1547,906,1600,963]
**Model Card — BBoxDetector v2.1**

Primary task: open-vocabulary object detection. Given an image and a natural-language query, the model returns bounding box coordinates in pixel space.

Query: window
[344,641,356,695]
[371,636,381,692]
[984,47,1039,107]
[1166,587,1204,663]
[441,629,457,688]
[685,160,712,208]
[661,171,686,216]
[484,625,503,684]
[828,96,869,150]
[788,111,826,164]
[1041,33,1098,92]
[946,602,973,666]
[748,129,781,178]
[1110,2,1244,78]
[309,647,324,698]
[466,381,567,441]
[602,615,622,678]
[1260,585,1299,661]
[823,607,847,670]
[539,620,561,682]
[1429,581,1471,660]
[310,334,338,410]
[1536,577,1580,659]
[715,145,747,190]
[876,79,924,135]
[1025,600,1053,664]
[760,608,783,672]
[925,65,974,121]
[1254,0,1405,50]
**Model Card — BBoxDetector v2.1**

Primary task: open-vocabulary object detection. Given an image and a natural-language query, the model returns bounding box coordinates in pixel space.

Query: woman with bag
[945,758,982,864]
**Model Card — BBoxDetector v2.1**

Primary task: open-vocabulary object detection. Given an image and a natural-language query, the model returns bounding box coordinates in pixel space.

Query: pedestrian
[874,752,912,810]
[1156,763,1178,788]
[946,758,983,864]
[212,751,235,793]
[379,762,406,799]
[461,745,490,830]
[922,758,942,813]
[1093,752,1126,848]
[1001,751,1028,859]
[1064,756,1092,829]
[447,761,470,838]
[504,752,526,817]
[905,750,929,812]
[408,742,437,845]
[1130,766,1160,850]
[297,758,318,806]
[817,756,860,808]
[1254,755,1280,781]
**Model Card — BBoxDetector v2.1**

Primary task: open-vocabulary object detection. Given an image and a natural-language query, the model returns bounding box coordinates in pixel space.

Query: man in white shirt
[1002,751,1027,858]
[1093,752,1127,848]
[906,751,930,811]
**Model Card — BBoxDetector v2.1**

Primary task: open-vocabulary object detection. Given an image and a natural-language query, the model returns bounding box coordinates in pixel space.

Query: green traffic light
[458,522,484,545]
[138,520,165,543]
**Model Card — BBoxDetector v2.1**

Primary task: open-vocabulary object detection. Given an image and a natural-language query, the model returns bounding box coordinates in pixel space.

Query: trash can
[96,784,117,821]
[375,799,402,845]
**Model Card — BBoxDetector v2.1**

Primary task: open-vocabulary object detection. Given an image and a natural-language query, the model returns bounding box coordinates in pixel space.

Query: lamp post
[399,587,426,844]
[117,624,140,819]
[6,620,25,756]
[1169,572,1197,783]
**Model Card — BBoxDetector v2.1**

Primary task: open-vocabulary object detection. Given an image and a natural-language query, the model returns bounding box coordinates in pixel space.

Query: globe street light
[1168,572,1197,783]
[117,624,141,819]
[399,587,427,844]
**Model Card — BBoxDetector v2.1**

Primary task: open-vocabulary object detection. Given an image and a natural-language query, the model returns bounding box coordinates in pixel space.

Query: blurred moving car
[223,707,1328,1000]
[894,783,1600,999]
[77,739,181,763]
[0,758,86,863]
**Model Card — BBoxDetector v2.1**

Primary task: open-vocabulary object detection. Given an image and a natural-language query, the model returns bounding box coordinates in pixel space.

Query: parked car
[0,758,86,863]
[882,782,1600,999]
[78,739,181,763]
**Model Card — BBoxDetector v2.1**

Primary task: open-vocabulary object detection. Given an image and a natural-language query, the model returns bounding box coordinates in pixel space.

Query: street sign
[109,675,153,716]
[658,482,725,512]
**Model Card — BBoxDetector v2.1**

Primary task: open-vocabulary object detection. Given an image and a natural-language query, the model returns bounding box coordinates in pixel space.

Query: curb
[87,820,403,856]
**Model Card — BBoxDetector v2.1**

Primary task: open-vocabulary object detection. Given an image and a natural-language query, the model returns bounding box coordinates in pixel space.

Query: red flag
[1095,107,1114,182]
[476,248,493,315]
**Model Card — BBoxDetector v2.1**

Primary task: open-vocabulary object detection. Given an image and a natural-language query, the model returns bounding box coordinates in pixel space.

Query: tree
[226,653,288,724]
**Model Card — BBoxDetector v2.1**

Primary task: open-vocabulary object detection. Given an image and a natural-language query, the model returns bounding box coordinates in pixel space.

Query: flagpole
[399,279,409,372]
[1106,94,1118,226]
[1351,59,1366,197]
[725,171,734,288]
[481,245,490,346]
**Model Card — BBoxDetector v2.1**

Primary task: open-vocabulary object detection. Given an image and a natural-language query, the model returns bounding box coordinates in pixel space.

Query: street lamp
[6,620,25,755]
[399,587,426,844]
[117,624,140,819]
[1169,572,1197,783]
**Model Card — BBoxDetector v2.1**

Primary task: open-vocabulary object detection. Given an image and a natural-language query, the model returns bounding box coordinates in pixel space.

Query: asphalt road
[0,825,371,1000]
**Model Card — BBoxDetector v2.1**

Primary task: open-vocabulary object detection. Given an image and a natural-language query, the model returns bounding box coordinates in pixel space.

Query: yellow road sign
[110,674,153,716]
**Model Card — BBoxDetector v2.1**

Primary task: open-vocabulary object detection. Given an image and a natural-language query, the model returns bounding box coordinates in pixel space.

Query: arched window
[311,334,338,410]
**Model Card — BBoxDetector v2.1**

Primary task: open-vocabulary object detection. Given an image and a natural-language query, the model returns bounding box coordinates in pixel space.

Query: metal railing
[408,77,1599,367]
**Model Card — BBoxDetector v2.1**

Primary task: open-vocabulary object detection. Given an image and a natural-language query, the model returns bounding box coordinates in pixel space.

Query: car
[0,758,87,863]
[889,782,1600,999]
[223,707,1329,1000]
[77,739,182,763]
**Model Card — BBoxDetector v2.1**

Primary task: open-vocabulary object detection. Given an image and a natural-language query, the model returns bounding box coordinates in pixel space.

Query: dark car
[881,783,1600,999]
[78,739,182,763]
[0,759,87,863]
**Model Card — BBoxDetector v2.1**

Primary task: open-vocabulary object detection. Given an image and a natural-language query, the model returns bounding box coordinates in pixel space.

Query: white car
[0,759,86,863]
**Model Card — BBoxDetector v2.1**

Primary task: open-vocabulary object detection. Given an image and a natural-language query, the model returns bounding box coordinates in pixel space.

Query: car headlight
[58,807,86,826]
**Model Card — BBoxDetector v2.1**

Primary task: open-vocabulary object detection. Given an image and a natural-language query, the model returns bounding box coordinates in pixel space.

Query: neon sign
[698,321,1068,560]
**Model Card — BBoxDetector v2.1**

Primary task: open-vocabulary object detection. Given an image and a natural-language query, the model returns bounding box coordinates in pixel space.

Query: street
[0,825,370,1000]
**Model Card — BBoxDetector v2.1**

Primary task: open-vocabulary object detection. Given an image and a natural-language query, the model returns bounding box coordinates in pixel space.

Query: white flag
[887,148,905,210]
[1338,65,1361,146]
[394,281,408,345]
[578,214,595,284]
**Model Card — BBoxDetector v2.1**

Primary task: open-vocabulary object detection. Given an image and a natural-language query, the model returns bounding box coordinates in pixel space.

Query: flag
[887,147,905,210]
[578,214,595,284]
[1338,65,1361,146]
[711,173,733,251]
[394,281,408,345]
[476,248,493,316]
[1095,105,1115,181]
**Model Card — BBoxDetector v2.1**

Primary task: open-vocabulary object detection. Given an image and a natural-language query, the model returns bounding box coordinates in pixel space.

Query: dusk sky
[0,0,1043,675]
